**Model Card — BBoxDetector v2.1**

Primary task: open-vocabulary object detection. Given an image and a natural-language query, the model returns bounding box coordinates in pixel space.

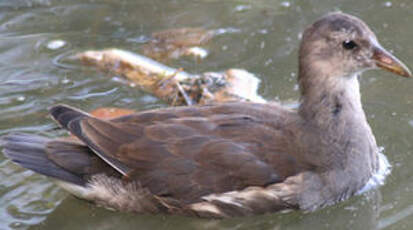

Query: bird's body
[1,12,411,218]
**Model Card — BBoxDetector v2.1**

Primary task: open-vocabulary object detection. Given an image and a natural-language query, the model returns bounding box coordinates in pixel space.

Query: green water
[0,0,412,229]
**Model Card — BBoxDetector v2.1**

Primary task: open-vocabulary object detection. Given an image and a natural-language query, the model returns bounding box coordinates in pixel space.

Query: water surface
[0,0,412,229]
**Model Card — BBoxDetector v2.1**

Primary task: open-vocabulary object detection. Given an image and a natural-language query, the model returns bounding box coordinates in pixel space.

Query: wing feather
[49,103,301,203]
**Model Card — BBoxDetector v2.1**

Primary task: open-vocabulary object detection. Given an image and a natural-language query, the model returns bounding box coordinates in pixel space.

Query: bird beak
[372,44,412,78]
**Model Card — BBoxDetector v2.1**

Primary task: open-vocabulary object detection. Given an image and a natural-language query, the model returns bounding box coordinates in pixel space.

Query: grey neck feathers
[298,61,366,128]
[297,63,379,184]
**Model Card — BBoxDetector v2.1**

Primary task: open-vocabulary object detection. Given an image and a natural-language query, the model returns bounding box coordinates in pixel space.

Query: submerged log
[142,27,214,61]
[89,107,135,119]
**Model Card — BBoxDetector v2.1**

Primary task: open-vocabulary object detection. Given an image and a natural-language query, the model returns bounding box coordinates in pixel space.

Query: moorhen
[2,12,411,218]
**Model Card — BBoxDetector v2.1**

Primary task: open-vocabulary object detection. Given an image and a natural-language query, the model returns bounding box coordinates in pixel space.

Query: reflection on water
[0,0,412,229]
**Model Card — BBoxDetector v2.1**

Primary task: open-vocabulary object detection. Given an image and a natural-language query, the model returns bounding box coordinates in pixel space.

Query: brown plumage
[1,12,411,218]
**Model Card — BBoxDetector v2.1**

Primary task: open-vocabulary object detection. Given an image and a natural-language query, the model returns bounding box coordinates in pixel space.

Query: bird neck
[296,61,379,189]
[297,62,365,127]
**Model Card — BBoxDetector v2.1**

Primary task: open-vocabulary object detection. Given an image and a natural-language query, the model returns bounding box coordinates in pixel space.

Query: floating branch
[76,49,265,106]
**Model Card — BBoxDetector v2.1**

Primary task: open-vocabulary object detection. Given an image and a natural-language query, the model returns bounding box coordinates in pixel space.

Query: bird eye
[342,40,358,50]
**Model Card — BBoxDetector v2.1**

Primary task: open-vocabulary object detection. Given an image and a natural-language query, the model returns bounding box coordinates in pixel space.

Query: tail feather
[49,104,90,130]
[48,104,132,176]
[2,133,86,186]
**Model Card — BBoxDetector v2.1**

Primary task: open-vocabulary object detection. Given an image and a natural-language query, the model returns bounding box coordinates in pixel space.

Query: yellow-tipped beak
[373,46,412,78]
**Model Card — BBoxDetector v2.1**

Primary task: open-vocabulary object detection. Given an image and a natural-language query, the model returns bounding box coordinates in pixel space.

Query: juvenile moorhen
[2,12,411,218]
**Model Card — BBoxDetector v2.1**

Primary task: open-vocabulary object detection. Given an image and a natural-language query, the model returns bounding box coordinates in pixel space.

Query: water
[0,0,412,229]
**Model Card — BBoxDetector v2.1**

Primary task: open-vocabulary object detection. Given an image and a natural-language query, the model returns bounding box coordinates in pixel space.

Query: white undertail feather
[56,175,161,213]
